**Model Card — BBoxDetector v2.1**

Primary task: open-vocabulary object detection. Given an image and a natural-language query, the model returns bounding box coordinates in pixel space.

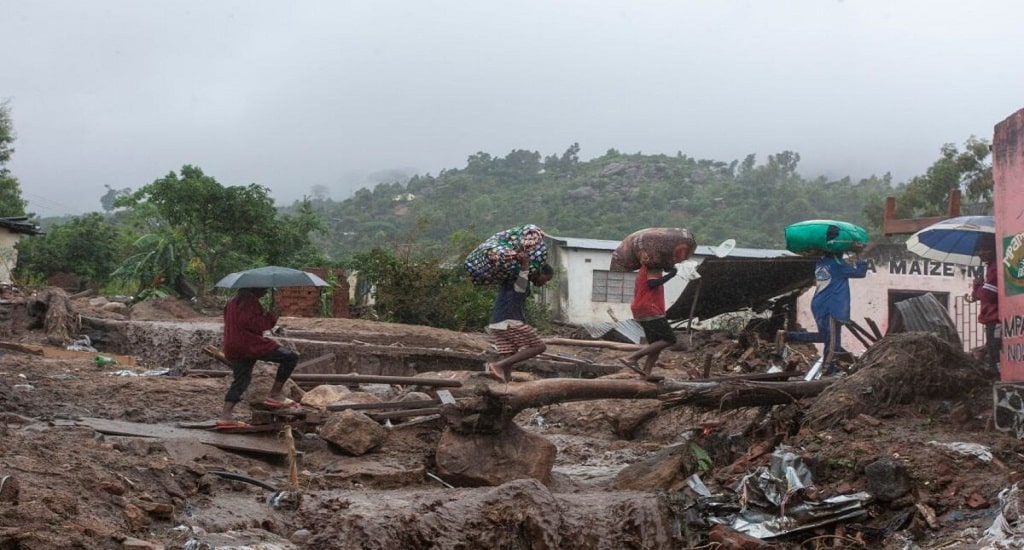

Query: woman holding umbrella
[217,287,300,429]
[213,266,328,428]
[904,215,999,371]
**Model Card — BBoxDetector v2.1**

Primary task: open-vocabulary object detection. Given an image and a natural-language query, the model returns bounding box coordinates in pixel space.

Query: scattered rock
[320,409,388,455]
[435,424,556,486]
[301,384,352,409]
[121,536,165,549]
[965,491,990,509]
[865,459,912,502]
[613,442,696,491]
[708,524,773,549]
[0,474,19,504]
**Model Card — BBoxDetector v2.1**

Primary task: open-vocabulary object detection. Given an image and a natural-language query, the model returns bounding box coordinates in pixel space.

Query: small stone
[965,492,989,509]
[291,529,312,544]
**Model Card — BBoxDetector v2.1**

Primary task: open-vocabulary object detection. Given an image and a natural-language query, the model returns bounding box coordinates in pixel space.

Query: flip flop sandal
[263,398,300,409]
[215,420,251,430]
[486,363,507,383]
[618,358,646,377]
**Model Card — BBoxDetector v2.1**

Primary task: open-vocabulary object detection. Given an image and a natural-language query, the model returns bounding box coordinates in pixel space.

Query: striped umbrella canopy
[905,215,995,266]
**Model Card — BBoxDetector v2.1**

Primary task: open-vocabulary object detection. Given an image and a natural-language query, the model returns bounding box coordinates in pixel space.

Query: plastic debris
[668,447,871,540]
[107,368,170,377]
[66,335,97,352]
[928,441,993,463]
[979,482,1024,549]
[93,355,117,367]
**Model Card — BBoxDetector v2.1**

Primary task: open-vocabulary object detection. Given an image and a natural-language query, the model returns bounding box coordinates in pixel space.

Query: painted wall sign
[887,259,984,279]
[993,109,1024,382]
[1003,232,1024,296]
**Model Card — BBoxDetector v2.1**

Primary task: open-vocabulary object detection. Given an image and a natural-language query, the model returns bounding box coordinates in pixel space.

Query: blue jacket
[810,255,868,322]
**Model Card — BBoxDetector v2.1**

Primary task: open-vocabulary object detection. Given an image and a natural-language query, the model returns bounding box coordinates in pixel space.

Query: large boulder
[300,385,352,410]
[435,424,556,487]
[612,442,697,491]
[320,409,388,456]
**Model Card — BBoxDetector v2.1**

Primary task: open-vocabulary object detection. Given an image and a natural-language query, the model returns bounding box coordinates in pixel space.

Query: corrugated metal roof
[582,319,645,344]
[890,293,962,348]
[546,234,795,259]
[667,255,817,320]
[0,217,43,236]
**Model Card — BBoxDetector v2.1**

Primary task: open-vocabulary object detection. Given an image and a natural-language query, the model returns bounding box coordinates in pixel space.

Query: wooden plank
[0,341,44,355]
[77,417,288,456]
[199,349,335,371]
[864,317,884,341]
[326,399,440,412]
[367,408,442,421]
[0,342,136,365]
[184,371,463,387]
[295,353,336,371]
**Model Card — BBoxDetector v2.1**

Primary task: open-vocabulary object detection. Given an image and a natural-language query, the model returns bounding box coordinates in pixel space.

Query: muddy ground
[1,292,1022,549]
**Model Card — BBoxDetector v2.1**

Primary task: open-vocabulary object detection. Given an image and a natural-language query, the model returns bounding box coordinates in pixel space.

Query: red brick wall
[275,268,350,318]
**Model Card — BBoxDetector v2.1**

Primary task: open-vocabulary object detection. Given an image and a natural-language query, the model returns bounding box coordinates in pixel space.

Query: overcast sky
[3,0,1023,217]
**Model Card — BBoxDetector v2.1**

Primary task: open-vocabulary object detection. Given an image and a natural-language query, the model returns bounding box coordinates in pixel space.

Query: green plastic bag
[784,220,868,255]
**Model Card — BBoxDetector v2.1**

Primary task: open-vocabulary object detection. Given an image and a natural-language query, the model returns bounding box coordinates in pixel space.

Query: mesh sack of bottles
[465,224,548,285]
[784,219,868,255]
[609,227,697,272]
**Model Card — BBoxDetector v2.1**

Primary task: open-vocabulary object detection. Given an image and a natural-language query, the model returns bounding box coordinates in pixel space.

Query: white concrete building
[542,236,982,355]
[798,243,983,355]
[0,217,44,285]
[543,235,810,325]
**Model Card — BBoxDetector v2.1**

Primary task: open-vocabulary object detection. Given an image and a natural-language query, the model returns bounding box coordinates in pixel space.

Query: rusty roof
[0,217,44,236]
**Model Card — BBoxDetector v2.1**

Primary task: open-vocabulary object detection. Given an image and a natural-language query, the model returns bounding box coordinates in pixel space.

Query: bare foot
[618,357,645,376]
[486,362,506,382]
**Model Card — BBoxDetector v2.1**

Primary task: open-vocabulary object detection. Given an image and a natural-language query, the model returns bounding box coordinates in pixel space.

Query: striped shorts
[488,320,543,355]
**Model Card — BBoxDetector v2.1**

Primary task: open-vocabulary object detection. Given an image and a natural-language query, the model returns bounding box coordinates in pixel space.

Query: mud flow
[0,289,1020,549]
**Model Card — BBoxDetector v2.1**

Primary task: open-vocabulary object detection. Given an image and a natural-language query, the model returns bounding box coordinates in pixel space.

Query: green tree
[893,137,993,217]
[114,165,325,295]
[0,101,27,217]
[99,185,132,212]
[350,244,494,331]
[15,213,131,288]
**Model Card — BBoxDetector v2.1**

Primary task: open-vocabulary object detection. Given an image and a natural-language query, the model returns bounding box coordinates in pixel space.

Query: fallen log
[433,373,812,488]
[185,370,463,387]
[326,399,440,412]
[367,408,442,421]
[199,348,334,371]
[542,338,641,352]
[659,371,801,392]
[442,378,659,433]
[659,379,835,411]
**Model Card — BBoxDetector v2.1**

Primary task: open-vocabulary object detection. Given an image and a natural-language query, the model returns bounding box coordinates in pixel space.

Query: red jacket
[631,265,667,319]
[972,261,999,325]
[223,292,279,360]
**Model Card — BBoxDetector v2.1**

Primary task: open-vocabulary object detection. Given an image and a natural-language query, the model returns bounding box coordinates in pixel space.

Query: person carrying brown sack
[618,263,678,380]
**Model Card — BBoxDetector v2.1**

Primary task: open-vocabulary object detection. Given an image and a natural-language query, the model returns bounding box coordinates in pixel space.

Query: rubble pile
[806,332,996,429]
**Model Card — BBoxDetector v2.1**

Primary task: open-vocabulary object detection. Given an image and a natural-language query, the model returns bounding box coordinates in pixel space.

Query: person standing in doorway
[973,237,1001,372]
[618,264,678,380]
[217,287,300,429]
